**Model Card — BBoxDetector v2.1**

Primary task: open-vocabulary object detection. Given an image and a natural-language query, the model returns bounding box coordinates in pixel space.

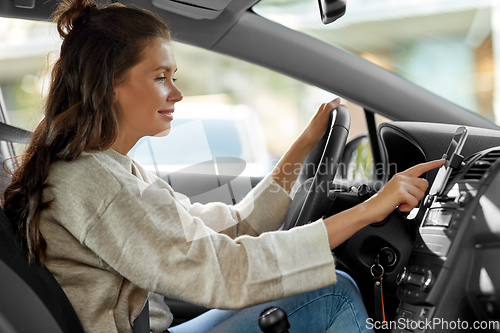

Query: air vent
[463,150,500,181]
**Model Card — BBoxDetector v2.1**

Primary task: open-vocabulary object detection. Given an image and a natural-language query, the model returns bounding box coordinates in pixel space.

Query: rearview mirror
[318,0,346,25]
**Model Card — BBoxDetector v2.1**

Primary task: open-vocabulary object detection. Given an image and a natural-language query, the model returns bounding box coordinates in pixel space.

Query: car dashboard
[377,122,500,332]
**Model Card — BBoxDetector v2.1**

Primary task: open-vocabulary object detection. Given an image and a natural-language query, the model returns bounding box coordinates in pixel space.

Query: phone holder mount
[423,151,465,208]
[447,152,464,170]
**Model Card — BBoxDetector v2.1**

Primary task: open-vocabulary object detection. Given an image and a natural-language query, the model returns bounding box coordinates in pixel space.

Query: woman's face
[113,38,183,148]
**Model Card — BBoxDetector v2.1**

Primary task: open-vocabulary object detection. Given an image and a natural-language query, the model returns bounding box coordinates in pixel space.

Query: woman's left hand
[298,98,342,148]
[271,98,343,193]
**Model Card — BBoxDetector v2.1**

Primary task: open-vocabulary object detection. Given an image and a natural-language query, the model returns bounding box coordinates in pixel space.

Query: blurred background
[0,0,498,176]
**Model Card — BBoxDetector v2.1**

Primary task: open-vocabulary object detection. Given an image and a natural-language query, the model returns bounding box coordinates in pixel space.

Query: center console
[390,134,500,332]
[393,186,474,331]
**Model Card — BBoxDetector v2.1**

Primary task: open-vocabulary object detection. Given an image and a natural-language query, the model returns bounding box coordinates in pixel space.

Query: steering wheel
[282,106,350,230]
[281,106,415,311]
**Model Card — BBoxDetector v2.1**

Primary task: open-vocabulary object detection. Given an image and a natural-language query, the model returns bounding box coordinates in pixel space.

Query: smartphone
[427,126,468,197]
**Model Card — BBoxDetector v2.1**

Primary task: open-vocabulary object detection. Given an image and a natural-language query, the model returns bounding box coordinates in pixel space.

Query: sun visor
[151,0,232,20]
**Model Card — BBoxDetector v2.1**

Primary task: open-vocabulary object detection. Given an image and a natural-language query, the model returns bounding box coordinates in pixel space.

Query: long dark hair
[2,0,170,262]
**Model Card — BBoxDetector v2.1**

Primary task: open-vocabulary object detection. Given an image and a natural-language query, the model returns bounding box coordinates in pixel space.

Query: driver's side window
[0,19,381,189]
[341,103,390,183]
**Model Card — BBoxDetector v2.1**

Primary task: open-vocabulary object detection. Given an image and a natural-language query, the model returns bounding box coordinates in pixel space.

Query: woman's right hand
[363,159,445,223]
[322,159,445,250]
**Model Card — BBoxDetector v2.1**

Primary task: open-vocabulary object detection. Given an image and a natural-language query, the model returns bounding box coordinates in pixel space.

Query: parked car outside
[128,102,271,178]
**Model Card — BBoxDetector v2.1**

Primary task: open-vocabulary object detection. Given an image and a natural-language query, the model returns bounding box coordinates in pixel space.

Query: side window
[149,42,379,179]
[0,88,16,162]
[0,17,377,181]
[0,18,58,154]
[346,136,373,181]
[342,107,391,182]
[343,102,372,181]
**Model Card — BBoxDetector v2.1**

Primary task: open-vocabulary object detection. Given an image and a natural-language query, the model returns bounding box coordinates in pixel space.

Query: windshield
[254,0,498,124]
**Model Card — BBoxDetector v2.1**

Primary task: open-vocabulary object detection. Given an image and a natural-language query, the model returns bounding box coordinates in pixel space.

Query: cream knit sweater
[39,149,336,333]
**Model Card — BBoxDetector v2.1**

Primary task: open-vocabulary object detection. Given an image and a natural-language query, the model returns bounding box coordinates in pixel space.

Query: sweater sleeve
[82,178,336,310]
[175,174,293,238]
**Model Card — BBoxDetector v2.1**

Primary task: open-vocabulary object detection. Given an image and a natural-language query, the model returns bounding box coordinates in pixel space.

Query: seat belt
[0,122,30,144]
[133,299,150,333]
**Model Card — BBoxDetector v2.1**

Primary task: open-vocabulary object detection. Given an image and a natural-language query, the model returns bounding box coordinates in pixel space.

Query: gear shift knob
[258,306,290,333]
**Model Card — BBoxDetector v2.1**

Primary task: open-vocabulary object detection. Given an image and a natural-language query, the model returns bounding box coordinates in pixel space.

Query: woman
[2,0,444,332]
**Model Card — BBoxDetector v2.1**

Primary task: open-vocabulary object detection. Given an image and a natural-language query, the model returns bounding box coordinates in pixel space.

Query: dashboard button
[423,270,433,290]
[400,309,414,320]
[397,267,408,285]
[419,308,429,318]
[456,191,470,206]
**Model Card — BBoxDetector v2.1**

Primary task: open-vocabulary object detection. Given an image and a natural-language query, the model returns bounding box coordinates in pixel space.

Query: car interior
[1,0,500,332]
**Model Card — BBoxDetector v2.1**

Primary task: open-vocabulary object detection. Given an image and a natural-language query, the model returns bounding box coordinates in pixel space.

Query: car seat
[0,205,85,333]
[0,120,152,333]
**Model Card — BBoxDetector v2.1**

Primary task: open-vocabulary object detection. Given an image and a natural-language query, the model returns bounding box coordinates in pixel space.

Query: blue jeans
[169,271,373,333]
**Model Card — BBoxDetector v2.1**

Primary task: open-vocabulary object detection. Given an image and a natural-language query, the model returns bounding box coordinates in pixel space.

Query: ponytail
[2,0,170,262]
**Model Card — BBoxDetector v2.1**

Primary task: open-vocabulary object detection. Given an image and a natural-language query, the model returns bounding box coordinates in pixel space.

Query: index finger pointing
[402,159,446,178]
